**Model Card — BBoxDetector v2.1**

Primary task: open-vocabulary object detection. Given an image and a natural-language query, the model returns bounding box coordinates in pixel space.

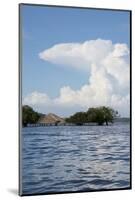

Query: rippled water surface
[21,123,130,195]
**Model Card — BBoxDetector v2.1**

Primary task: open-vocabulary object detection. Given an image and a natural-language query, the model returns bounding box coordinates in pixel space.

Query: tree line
[65,106,118,125]
[22,105,118,126]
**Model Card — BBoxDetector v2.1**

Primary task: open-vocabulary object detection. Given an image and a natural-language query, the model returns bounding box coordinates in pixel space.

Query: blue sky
[21,5,130,116]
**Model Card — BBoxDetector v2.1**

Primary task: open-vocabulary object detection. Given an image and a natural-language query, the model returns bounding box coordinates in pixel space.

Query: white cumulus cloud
[23,39,130,117]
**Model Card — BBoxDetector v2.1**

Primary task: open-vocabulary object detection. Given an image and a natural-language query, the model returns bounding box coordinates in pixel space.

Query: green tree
[87,106,118,125]
[66,106,118,125]
[22,105,41,127]
[66,112,87,125]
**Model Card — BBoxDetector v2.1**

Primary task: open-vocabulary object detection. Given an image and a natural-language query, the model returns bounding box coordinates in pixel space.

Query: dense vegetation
[22,105,42,127]
[22,105,118,127]
[66,106,118,125]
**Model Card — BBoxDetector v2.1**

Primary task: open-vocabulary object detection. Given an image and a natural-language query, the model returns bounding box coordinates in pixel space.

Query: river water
[21,122,130,195]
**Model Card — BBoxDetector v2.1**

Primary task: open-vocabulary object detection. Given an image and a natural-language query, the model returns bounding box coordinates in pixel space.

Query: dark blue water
[21,123,130,195]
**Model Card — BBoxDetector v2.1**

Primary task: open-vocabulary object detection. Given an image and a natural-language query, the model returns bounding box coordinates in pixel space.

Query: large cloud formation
[23,39,130,117]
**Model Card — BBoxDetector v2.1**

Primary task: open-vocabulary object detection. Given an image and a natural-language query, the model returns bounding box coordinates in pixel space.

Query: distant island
[22,105,125,127]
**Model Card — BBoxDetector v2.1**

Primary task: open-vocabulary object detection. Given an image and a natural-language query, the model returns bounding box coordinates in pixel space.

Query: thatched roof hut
[38,113,65,125]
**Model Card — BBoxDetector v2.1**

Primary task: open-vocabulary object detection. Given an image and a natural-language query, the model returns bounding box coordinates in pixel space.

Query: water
[21,123,130,195]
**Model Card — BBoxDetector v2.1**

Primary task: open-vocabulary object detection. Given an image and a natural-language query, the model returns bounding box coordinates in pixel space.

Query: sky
[21,4,130,117]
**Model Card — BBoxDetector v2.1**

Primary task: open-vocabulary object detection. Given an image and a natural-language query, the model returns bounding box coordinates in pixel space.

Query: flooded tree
[66,106,118,125]
[87,106,118,125]
[66,112,88,125]
[22,105,41,127]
